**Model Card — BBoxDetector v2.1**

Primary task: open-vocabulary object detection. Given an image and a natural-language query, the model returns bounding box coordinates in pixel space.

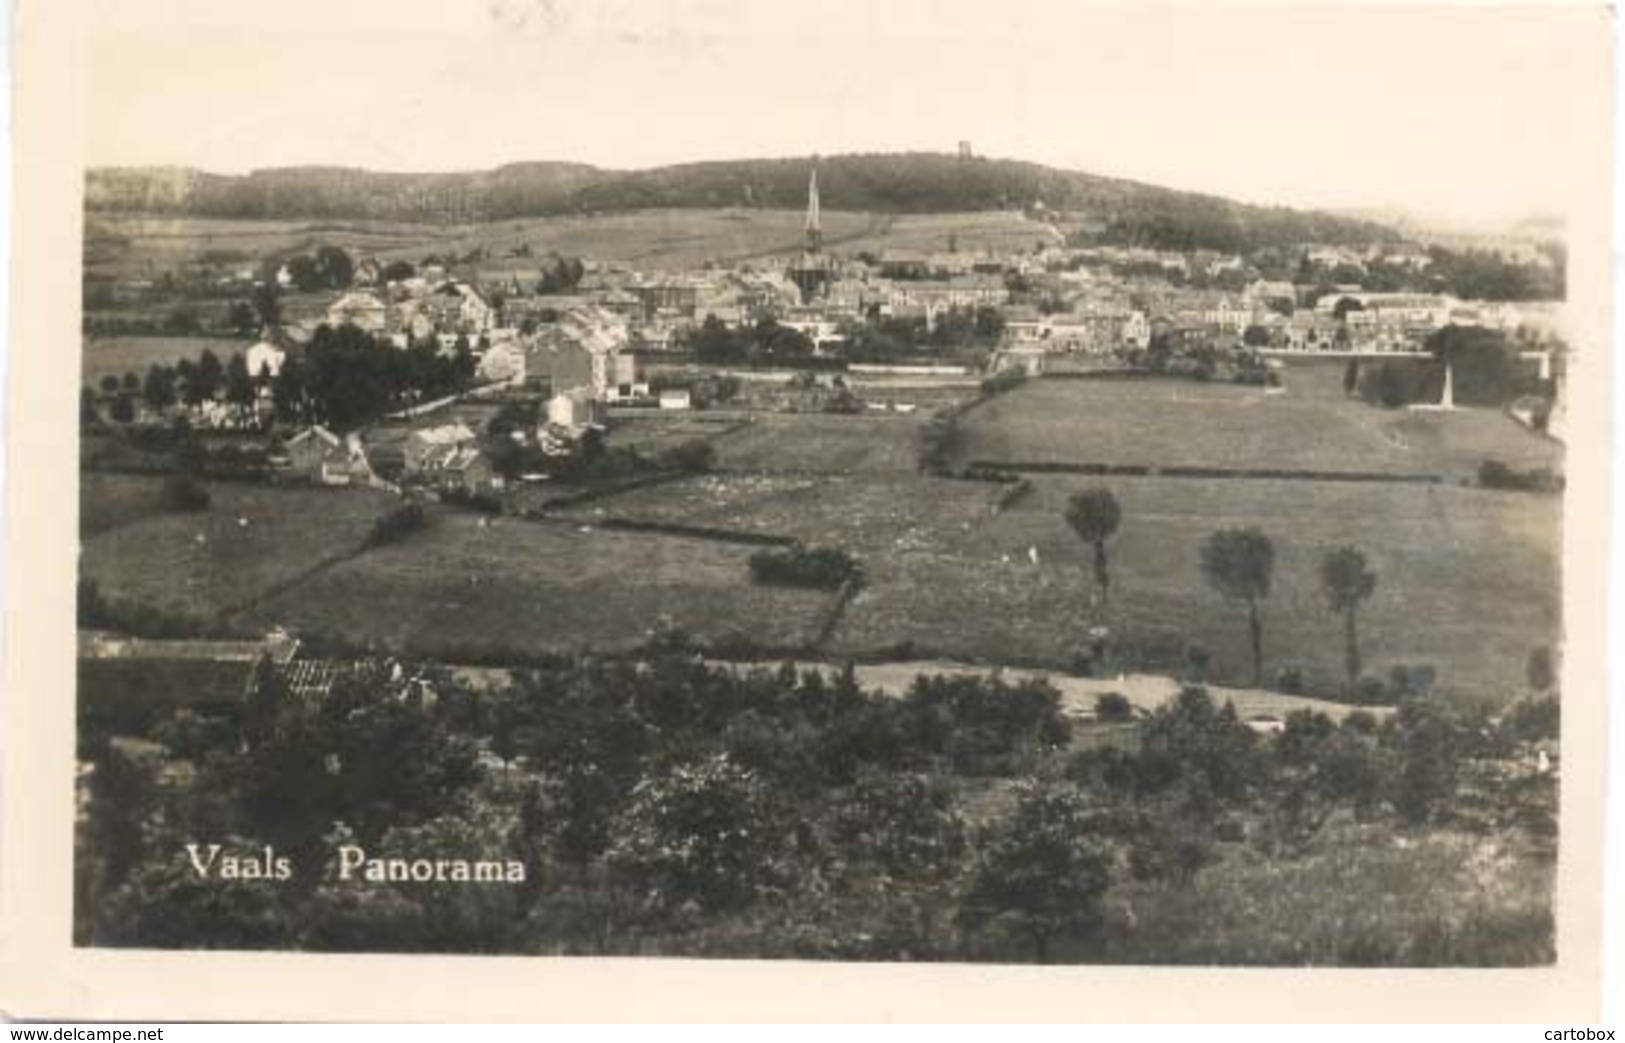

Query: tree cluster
[684,315,818,367]
[272,323,476,429]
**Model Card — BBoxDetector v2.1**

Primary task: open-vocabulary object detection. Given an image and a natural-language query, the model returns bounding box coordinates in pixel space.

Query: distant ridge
[85,152,1400,251]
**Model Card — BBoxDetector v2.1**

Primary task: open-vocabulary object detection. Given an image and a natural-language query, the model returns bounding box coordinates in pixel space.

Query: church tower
[805,165,822,253]
[787,160,833,303]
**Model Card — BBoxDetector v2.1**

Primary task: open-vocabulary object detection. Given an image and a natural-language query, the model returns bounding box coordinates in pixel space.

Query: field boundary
[810,574,867,651]
[529,470,695,510]
[967,459,1447,485]
[218,539,382,624]
[588,516,799,548]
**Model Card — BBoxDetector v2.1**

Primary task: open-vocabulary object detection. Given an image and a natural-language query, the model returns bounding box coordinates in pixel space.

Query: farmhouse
[416,442,497,494]
[404,423,478,473]
[279,426,376,486]
[326,291,389,333]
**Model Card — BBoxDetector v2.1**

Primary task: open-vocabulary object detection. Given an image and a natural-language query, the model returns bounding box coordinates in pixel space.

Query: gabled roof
[286,424,343,449]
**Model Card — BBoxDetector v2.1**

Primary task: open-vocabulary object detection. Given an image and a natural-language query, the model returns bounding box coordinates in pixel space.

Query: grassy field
[82,335,249,386]
[562,472,1003,556]
[826,474,1559,704]
[606,413,752,457]
[85,215,471,281]
[80,479,399,619]
[80,472,177,539]
[560,369,1560,704]
[243,509,833,657]
[957,366,1563,480]
[87,208,887,278]
[420,209,883,270]
[834,210,1061,256]
[709,413,931,474]
[86,208,1058,280]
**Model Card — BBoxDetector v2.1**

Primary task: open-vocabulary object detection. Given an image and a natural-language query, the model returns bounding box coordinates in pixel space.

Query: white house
[245,340,287,380]
[326,290,389,333]
[547,387,607,431]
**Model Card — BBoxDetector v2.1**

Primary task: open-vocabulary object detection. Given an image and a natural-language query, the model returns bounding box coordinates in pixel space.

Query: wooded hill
[86,152,1400,253]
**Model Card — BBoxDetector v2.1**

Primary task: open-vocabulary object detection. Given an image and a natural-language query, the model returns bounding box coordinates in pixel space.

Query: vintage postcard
[1,0,1614,1022]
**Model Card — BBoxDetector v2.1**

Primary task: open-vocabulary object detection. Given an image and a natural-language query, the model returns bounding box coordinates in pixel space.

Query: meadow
[826,474,1557,705]
[956,367,1563,480]
[86,208,891,278]
[242,508,834,658]
[79,478,398,620]
[562,471,1003,556]
[80,472,177,539]
[834,210,1062,257]
[708,413,931,474]
[551,370,1564,705]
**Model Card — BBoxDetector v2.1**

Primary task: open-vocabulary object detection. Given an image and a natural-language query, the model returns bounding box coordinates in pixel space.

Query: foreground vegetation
[76,648,1558,963]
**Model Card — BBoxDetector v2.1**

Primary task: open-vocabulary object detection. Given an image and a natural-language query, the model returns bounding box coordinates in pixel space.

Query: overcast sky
[86,0,1608,228]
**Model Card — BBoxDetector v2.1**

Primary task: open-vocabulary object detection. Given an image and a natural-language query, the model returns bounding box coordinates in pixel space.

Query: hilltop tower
[805,166,822,253]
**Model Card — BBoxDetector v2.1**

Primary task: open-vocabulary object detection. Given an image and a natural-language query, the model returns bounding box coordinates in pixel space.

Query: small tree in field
[1320,546,1377,694]
[1065,488,1122,610]
[1200,528,1275,685]
[959,784,1112,963]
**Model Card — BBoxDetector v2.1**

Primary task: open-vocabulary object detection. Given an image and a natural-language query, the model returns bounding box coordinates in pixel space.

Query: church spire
[805,164,822,252]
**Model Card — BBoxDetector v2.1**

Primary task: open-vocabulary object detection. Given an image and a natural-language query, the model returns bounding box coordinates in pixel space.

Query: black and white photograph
[4,0,1615,1018]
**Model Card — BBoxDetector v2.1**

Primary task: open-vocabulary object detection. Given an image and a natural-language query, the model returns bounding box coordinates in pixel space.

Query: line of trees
[1065,487,1383,697]
[85,325,481,434]
[85,347,270,429]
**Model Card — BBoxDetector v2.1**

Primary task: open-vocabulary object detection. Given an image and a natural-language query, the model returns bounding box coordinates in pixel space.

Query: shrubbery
[658,439,716,473]
[748,543,862,591]
[979,369,1028,397]
[1479,459,1564,492]
[440,487,503,514]
[1094,692,1134,722]
[367,502,426,546]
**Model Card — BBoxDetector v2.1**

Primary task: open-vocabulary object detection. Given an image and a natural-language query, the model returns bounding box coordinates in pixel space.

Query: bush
[1353,676,1390,706]
[1500,694,1560,744]
[748,543,861,591]
[660,439,716,473]
[1359,359,1429,409]
[1479,459,1564,492]
[1183,645,1211,684]
[979,370,1027,397]
[440,487,503,514]
[1275,666,1306,695]
[368,503,425,546]
[160,474,211,513]
[1094,692,1134,722]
